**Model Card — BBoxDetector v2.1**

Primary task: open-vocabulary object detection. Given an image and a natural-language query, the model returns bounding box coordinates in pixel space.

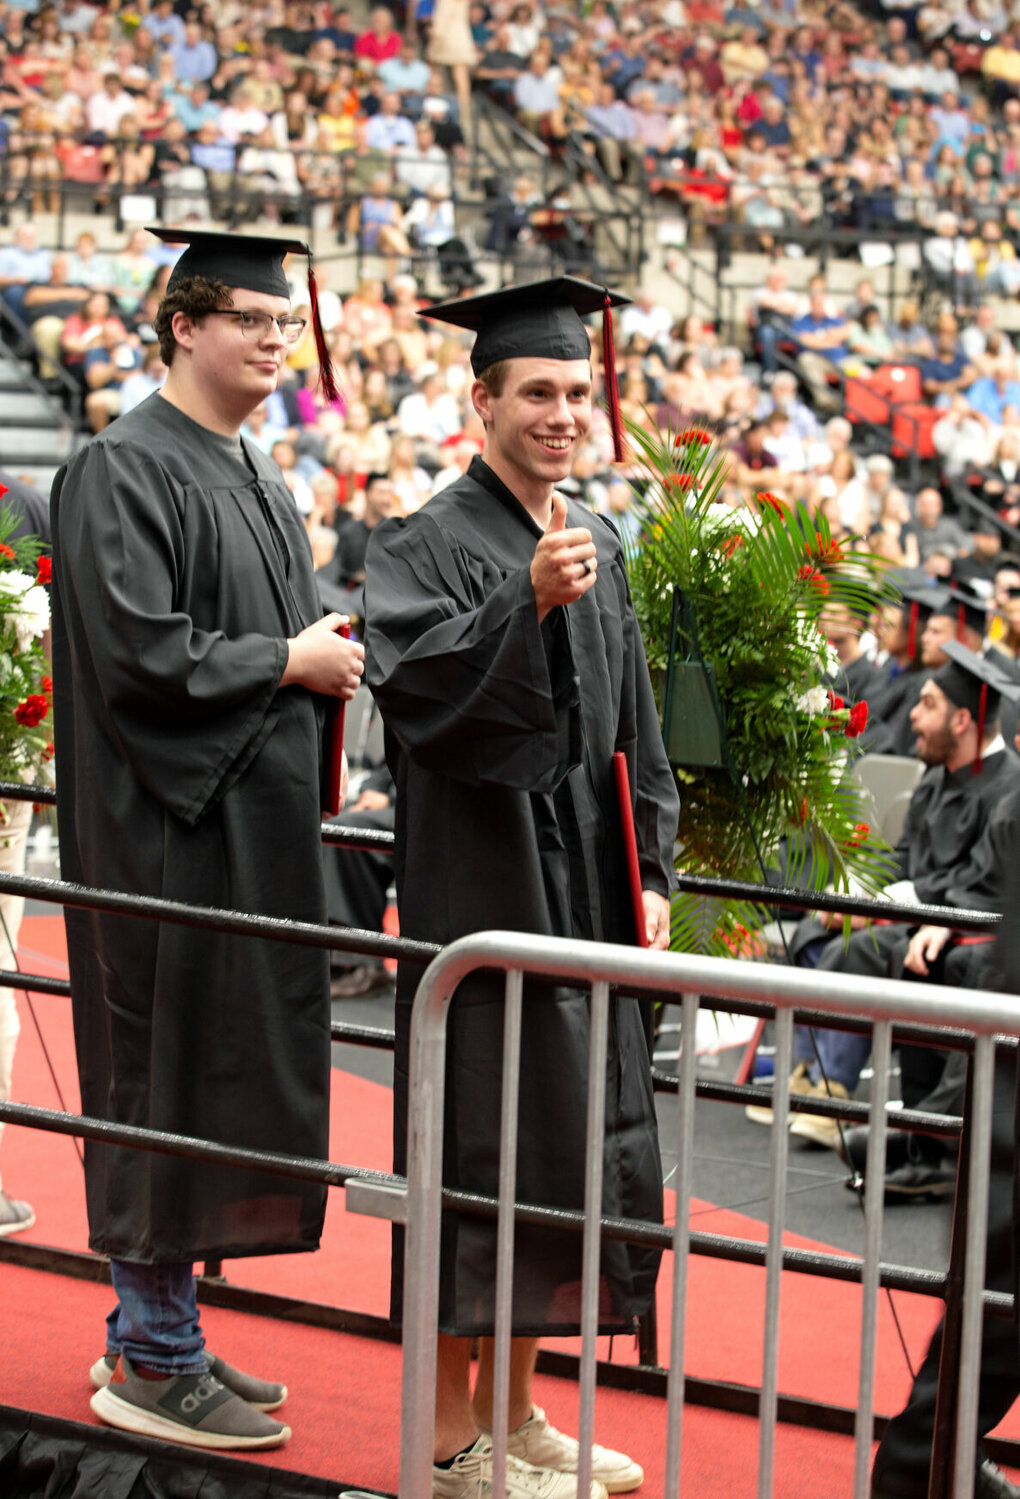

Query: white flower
[797,686,830,716]
[0,576,50,649]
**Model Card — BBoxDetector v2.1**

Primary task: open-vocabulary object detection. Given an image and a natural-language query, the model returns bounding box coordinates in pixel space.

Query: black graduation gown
[790,748,1020,964]
[364,456,679,1337]
[51,392,331,1264]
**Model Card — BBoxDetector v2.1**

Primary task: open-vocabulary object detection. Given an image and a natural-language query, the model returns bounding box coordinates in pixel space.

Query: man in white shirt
[85,72,136,137]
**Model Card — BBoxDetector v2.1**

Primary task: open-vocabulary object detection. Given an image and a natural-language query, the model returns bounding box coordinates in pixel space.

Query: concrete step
[0,389,66,422]
[0,425,73,461]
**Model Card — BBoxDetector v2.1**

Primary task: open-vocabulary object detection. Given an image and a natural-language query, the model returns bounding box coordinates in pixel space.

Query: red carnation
[797,563,829,595]
[664,472,695,494]
[42,741,54,761]
[846,822,870,848]
[41,675,52,695]
[846,700,869,738]
[14,694,49,728]
[0,484,8,500]
[720,533,745,558]
[36,555,51,584]
[674,426,712,448]
[0,543,14,561]
[757,490,788,518]
[810,531,844,564]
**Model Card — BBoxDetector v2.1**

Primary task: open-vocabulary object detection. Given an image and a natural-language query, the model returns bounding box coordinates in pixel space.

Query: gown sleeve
[624,573,680,897]
[53,441,288,825]
[364,512,580,791]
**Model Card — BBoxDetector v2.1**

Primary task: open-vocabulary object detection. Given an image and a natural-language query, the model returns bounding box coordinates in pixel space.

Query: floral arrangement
[624,422,897,956]
[0,492,53,793]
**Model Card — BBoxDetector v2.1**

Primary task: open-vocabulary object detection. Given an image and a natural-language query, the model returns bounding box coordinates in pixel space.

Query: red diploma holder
[613,751,648,948]
[322,621,351,817]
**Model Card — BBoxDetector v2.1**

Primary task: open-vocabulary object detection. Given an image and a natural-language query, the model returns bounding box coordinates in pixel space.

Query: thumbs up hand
[530,492,598,624]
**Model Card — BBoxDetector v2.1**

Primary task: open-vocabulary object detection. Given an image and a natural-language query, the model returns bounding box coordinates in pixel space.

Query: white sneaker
[506,1407,643,1494]
[432,1434,608,1498]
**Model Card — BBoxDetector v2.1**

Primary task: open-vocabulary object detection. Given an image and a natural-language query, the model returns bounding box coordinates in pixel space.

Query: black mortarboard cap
[147,226,340,403]
[421,276,632,460]
[933,639,1020,770]
[931,582,990,641]
[897,581,948,657]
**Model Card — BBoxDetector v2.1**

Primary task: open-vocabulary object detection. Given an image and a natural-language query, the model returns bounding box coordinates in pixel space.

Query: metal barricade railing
[393,930,1017,1499]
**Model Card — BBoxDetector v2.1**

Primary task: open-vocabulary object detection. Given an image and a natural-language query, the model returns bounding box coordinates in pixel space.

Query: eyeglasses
[207,310,308,345]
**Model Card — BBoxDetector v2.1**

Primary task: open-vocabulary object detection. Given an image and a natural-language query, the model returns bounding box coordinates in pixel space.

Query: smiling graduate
[363,277,679,1498]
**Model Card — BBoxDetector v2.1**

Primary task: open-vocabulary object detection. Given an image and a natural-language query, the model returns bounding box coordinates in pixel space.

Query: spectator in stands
[513,49,564,139]
[338,397,393,477]
[933,393,994,480]
[317,470,397,624]
[0,223,52,317]
[989,566,1020,661]
[924,210,981,310]
[395,119,451,197]
[474,24,527,109]
[189,119,236,219]
[24,252,90,381]
[81,320,144,432]
[583,79,637,181]
[365,90,417,157]
[108,230,158,317]
[67,231,112,293]
[350,174,413,279]
[960,304,999,366]
[396,367,462,465]
[85,68,136,138]
[56,288,127,389]
[388,433,433,514]
[967,359,1020,425]
[749,261,799,379]
[846,304,896,366]
[356,6,402,66]
[921,312,978,410]
[791,282,851,414]
[168,20,218,85]
[970,219,1020,294]
[913,486,970,568]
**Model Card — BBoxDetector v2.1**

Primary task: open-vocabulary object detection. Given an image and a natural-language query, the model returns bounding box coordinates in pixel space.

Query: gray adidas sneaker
[90,1354,291,1450]
[90,1351,287,1410]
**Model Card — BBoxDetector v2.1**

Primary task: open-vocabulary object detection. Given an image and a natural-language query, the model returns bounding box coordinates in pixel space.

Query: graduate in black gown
[51,230,364,1455]
[782,640,1020,1149]
[364,278,679,1499]
[865,584,945,757]
[869,666,1020,1499]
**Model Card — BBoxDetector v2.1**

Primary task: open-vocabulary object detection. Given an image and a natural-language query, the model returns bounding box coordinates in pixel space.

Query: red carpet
[2,916,1019,1495]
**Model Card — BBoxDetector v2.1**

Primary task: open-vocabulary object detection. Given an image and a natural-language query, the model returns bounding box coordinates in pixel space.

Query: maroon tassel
[957,603,965,643]
[602,289,624,464]
[908,602,918,659]
[973,682,988,775]
[307,261,341,407]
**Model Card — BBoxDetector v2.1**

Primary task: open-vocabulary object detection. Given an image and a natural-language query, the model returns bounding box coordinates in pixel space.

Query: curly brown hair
[153,275,233,366]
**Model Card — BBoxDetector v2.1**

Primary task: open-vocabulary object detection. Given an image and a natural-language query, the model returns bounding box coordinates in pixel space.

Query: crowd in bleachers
[2,0,1020,628]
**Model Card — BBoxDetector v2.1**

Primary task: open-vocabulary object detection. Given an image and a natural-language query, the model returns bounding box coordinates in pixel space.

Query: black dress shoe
[883,1154,957,1201]
[329,964,394,999]
[841,1129,956,1198]
[873,1460,1020,1498]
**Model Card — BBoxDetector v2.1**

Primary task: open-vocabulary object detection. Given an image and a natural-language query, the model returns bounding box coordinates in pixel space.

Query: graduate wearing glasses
[51,230,364,1452]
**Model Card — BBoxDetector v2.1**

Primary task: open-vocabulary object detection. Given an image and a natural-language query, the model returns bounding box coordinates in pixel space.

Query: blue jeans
[793,934,871,1094]
[106,1260,207,1375]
